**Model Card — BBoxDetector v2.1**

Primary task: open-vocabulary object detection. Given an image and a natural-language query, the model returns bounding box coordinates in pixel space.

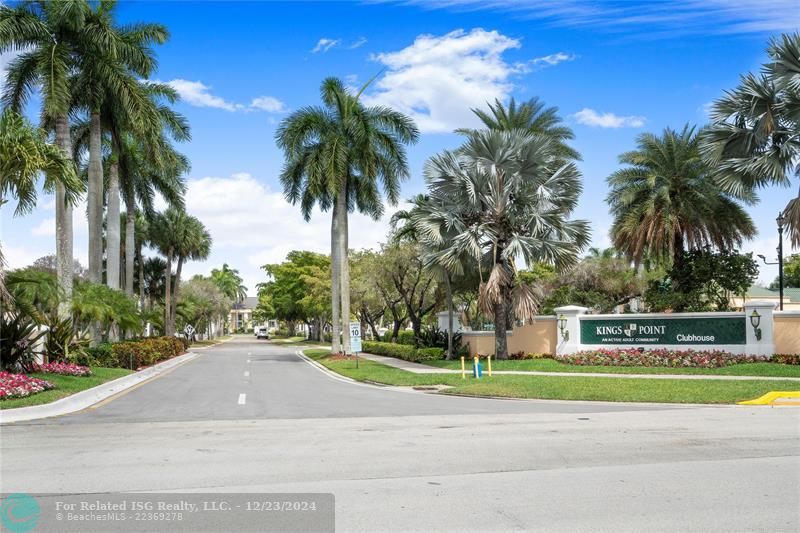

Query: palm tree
[1,0,90,317]
[211,264,247,303]
[169,216,211,332]
[72,81,190,292]
[702,32,800,246]
[68,3,168,287]
[150,208,211,336]
[458,97,580,161]
[275,77,419,352]
[607,126,756,275]
[0,109,83,299]
[416,129,589,359]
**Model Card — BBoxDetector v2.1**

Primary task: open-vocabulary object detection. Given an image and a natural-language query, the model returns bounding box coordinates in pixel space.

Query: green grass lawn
[0,367,132,410]
[271,337,330,346]
[426,357,800,378]
[304,349,800,404]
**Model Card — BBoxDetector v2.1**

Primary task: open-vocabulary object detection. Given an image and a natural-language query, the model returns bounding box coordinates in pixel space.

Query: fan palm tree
[607,126,756,275]
[702,32,800,246]
[417,129,590,359]
[1,0,90,317]
[275,77,419,353]
[0,109,82,301]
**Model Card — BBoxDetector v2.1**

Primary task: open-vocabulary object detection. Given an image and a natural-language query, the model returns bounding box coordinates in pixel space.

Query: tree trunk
[87,111,103,284]
[125,204,136,297]
[446,274,454,360]
[54,114,74,319]
[164,249,173,336]
[137,242,145,310]
[391,320,402,343]
[337,184,352,353]
[330,200,342,352]
[106,160,121,290]
[493,297,509,360]
[170,256,184,333]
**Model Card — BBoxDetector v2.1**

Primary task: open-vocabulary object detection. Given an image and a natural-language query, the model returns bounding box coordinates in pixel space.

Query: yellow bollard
[460,356,466,379]
[487,354,492,377]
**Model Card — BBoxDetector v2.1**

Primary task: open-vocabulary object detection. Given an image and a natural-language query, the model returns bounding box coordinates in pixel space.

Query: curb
[0,351,201,424]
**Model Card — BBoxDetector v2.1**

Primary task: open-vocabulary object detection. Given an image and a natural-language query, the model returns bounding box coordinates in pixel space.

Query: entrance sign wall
[554,301,776,357]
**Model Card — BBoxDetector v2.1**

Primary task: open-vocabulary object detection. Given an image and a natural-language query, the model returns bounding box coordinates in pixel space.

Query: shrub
[381,331,392,343]
[33,362,92,377]
[415,347,445,361]
[79,343,116,367]
[558,348,768,368]
[397,330,416,345]
[362,341,445,363]
[0,313,46,372]
[0,371,54,400]
[774,354,800,365]
[108,336,186,369]
[509,351,527,360]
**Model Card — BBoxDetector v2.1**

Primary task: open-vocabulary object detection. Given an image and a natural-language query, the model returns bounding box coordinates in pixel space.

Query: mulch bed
[323,353,360,361]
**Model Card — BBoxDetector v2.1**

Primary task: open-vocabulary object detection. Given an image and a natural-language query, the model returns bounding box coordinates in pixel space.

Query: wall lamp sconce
[749,310,762,341]
[558,314,569,341]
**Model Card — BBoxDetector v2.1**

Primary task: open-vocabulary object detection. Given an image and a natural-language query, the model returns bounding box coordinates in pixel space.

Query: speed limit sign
[349,322,362,353]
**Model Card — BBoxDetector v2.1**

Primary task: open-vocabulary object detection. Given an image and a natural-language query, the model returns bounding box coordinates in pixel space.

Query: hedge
[76,337,188,369]
[380,330,416,345]
[362,341,444,363]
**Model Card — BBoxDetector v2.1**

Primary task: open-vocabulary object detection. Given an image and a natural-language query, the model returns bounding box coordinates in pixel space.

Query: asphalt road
[2,336,799,532]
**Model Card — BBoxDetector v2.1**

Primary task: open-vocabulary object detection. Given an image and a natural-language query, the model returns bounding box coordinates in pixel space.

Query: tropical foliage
[702,32,800,246]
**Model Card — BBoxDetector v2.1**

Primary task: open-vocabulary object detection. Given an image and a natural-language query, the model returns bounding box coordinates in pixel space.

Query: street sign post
[350,322,362,367]
[184,324,195,342]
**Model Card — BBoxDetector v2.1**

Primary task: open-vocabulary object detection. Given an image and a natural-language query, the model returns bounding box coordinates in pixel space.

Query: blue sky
[2,0,799,293]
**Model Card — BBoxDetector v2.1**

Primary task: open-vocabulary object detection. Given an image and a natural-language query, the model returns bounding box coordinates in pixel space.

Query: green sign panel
[580,316,746,346]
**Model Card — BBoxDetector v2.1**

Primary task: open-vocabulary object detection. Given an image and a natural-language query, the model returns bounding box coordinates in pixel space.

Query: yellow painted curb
[738,391,800,405]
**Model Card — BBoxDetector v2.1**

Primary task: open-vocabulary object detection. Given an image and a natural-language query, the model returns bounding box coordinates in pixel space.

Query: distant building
[229,296,259,331]
[731,286,800,311]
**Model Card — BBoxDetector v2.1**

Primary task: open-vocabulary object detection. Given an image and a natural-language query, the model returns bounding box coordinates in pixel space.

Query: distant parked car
[257,327,270,340]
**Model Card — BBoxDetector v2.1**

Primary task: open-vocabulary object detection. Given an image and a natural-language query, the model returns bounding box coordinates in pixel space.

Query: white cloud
[176,173,401,292]
[312,38,340,53]
[572,108,646,128]
[364,28,522,133]
[31,217,55,237]
[249,96,287,113]
[408,0,800,36]
[165,79,243,112]
[531,51,576,68]
[349,37,368,49]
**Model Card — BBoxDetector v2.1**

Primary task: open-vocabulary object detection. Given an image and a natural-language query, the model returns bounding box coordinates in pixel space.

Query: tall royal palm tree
[0,109,83,299]
[702,32,800,246]
[276,77,418,353]
[418,129,590,359]
[1,0,90,317]
[69,2,168,287]
[607,126,756,274]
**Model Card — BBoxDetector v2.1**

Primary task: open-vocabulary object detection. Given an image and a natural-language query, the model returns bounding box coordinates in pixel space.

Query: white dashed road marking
[244,371,250,378]
[238,393,246,405]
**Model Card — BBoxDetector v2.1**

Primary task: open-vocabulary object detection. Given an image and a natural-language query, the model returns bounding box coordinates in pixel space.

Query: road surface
[2,336,798,532]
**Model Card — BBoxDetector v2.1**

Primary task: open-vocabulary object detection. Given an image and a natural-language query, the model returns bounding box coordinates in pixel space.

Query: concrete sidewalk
[358,353,800,382]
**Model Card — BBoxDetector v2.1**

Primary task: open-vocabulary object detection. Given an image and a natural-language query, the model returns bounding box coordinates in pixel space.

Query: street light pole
[777,212,784,312]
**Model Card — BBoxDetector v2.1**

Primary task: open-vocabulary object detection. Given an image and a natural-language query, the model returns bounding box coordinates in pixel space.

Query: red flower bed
[0,372,55,400]
[558,348,768,368]
[33,362,92,377]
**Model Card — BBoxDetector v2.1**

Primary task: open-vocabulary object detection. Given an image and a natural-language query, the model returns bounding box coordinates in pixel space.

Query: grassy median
[0,367,133,410]
[304,349,800,404]
[426,358,800,378]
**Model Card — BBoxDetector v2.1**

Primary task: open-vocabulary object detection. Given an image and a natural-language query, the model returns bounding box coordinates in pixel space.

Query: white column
[744,300,776,357]
[554,305,588,355]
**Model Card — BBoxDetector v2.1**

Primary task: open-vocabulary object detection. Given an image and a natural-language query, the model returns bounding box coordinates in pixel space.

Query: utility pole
[777,212,784,312]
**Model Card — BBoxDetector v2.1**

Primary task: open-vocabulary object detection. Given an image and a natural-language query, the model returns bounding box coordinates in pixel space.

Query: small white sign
[349,322,362,353]
[184,324,195,336]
